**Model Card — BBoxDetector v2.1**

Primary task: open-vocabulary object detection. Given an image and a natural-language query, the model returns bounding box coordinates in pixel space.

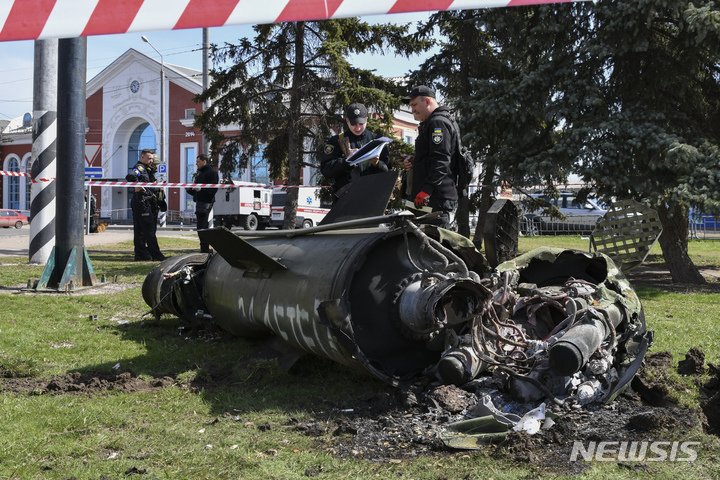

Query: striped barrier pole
[28,38,58,265]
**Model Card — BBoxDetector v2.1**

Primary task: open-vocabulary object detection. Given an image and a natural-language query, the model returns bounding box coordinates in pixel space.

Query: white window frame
[180,142,199,214]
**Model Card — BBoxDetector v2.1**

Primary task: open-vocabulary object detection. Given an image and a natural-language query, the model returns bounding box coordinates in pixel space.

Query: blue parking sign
[84,167,102,179]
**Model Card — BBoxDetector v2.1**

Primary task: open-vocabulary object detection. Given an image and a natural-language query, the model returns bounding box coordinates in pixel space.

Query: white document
[345,137,392,166]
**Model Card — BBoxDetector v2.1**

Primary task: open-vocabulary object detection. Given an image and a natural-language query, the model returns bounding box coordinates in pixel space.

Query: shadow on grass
[87,249,200,280]
[70,312,387,416]
[635,286,667,300]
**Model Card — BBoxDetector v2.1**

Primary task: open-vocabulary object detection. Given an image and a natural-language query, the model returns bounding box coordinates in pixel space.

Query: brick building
[0,49,419,219]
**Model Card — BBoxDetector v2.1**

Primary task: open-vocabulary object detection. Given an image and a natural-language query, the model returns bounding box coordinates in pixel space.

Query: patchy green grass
[518,234,594,254]
[0,234,718,479]
[518,235,719,268]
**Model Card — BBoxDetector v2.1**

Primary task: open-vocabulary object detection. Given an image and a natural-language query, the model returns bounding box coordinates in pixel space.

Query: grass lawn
[0,234,718,479]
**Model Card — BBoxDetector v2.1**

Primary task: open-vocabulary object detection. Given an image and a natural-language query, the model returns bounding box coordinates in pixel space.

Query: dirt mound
[308,384,704,475]
[701,391,720,435]
[0,371,173,396]
[678,347,706,375]
[645,351,673,369]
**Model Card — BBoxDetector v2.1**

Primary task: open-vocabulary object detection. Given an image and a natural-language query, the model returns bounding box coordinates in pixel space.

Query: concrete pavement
[0,225,197,258]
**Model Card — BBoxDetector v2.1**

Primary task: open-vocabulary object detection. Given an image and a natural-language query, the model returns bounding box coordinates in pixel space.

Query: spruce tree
[195,19,427,229]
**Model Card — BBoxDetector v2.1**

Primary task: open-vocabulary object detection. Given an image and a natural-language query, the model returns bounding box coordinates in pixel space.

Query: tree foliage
[416,0,720,283]
[194,20,427,228]
[412,6,587,240]
[564,0,720,283]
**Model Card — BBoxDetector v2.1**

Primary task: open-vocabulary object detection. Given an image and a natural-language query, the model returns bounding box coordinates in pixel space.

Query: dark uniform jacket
[189,164,219,205]
[127,161,160,211]
[410,105,459,202]
[128,161,157,185]
[320,128,390,194]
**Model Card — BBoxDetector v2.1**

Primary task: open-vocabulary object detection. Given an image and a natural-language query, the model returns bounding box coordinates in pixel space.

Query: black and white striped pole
[29,39,58,265]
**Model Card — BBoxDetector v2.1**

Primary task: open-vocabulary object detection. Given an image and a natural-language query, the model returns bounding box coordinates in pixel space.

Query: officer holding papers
[320,103,391,202]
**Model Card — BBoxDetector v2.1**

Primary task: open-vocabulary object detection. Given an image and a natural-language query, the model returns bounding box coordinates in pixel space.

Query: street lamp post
[141,35,166,227]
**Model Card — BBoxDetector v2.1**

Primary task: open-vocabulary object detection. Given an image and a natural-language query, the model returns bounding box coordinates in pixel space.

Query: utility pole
[36,37,99,290]
[202,27,214,228]
[142,35,167,228]
[202,27,210,156]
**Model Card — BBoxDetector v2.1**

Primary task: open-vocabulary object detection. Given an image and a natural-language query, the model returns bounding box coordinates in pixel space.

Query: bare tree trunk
[455,10,474,239]
[472,159,497,250]
[657,203,705,284]
[283,22,305,230]
[456,196,470,237]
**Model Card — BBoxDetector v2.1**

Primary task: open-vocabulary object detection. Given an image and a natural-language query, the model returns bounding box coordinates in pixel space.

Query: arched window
[127,122,157,170]
[126,123,157,215]
[7,158,20,210]
[249,146,269,185]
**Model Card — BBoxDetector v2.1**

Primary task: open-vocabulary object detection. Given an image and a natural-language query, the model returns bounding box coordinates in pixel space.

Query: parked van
[213,182,273,230]
[270,186,331,229]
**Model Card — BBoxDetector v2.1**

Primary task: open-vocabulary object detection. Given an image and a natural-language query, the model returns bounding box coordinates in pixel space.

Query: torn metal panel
[492,247,650,403]
[591,199,663,271]
[483,199,519,268]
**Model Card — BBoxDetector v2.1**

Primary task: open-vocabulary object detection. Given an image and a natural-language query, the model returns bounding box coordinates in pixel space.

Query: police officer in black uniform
[186,153,219,253]
[320,103,391,202]
[126,148,166,261]
[401,86,459,230]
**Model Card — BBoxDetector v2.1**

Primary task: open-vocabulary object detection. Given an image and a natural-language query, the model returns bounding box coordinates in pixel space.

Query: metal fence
[690,214,720,239]
[100,209,196,225]
[518,213,720,239]
[519,214,602,236]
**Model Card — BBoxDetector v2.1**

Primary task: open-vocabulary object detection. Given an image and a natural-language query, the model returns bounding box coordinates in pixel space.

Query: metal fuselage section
[204,229,386,368]
[146,223,488,384]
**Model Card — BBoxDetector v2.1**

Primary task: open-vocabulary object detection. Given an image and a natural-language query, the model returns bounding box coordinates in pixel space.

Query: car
[520,193,607,236]
[0,209,29,229]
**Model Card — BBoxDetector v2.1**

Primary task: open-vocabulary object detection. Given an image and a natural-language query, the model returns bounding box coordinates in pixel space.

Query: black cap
[345,103,368,125]
[402,85,435,104]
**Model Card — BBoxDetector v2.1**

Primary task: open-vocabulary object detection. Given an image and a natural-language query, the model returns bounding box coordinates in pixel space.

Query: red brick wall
[169,82,203,183]
[85,88,103,147]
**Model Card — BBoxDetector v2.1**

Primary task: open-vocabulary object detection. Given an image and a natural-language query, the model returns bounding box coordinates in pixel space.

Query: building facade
[1,49,419,219]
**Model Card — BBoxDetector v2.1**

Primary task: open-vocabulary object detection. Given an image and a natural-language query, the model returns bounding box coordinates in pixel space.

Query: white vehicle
[270,186,331,229]
[213,182,273,230]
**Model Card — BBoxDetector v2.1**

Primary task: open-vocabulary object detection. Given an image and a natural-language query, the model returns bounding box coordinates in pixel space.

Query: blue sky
[0,12,434,121]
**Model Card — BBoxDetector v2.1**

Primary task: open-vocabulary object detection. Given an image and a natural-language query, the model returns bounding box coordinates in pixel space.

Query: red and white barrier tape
[0,170,329,189]
[0,1,577,42]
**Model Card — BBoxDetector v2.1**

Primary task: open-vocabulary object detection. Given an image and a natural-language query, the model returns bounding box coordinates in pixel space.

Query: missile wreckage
[142,172,652,410]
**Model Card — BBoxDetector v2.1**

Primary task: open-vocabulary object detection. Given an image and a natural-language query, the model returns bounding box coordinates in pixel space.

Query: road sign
[85,143,102,167]
[85,167,103,179]
[158,164,167,174]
